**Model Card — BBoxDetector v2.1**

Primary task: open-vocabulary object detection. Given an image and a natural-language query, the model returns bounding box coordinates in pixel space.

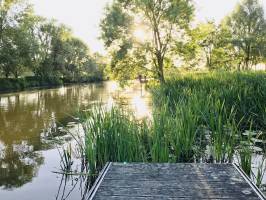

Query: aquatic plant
[79,71,266,188]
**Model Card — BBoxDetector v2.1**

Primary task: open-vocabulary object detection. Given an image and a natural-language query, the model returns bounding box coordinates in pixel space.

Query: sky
[30,0,266,54]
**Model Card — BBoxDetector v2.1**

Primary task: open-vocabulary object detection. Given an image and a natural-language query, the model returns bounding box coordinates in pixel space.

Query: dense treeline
[100,0,266,83]
[0,0,105,91]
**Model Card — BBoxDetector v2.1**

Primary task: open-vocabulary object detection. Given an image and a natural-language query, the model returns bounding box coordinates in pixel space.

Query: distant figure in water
[138,74,142,83]
[138,74,148,96]
[137,74,148,83]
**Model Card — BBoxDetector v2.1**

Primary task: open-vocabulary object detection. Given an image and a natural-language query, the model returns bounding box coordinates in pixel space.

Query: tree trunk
[237,62,241,71]
[156,53,165,84]
[158,63,165,84]
[15,71,18,79]
[245,44,251,70]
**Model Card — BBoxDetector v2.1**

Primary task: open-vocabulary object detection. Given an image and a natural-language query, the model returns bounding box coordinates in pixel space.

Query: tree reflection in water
[0,143,43,189]
[55,172,92,200]
[0,83,107,190]
[0,82,151,199]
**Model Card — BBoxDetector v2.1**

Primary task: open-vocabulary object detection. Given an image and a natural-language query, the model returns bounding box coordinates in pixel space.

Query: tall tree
[101,0,194,83]
[33,21,72,79]
[63,37,89,81]
[0,0,33,78]
[177,22,239,70]
[225,0,266,70]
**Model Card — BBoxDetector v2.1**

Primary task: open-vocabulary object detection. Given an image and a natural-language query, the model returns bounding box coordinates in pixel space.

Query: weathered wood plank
[100,179,253,190]
[95,185,257,199]
[108,165,238,176]
[104,173,244,182]
[89,163,264,200]
[93,196,260,200]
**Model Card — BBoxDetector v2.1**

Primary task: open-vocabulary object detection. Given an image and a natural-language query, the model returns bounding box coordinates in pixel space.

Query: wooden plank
[100,179,254,190]
[89,163,264,200]
[88,162,112,199]
[233,164,266,200]
[93,196,260,200]
[95,186,257,199]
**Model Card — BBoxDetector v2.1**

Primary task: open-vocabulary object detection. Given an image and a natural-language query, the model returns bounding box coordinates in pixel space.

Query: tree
[176,22,235,70]
[0,0,34,78]
[32,21,71,79]
[100,0,194,83]
[195,22,216,68]
[175,22,217,69]
[63,37,89,81]
[0,0,105,83]
[0,0,19,46]
[225,0,266,70]
[211,25,242,70]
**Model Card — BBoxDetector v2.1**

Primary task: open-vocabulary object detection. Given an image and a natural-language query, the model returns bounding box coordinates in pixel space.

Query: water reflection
[0,81,151,199]
[55,172,91,200]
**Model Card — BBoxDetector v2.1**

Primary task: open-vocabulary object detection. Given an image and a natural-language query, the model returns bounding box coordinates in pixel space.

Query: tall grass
[81,71,266,186]
[154,71,266,130]
[82,107,148,175]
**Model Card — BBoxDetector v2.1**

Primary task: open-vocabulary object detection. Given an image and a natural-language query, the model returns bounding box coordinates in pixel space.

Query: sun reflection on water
[104,81,151,119]
[131,94,151,119]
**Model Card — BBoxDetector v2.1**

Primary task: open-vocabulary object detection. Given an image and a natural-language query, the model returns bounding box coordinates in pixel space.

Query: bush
[0,76,63,92]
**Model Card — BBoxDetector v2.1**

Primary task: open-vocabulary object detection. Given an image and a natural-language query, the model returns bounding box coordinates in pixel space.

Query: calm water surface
[0,81,151,200]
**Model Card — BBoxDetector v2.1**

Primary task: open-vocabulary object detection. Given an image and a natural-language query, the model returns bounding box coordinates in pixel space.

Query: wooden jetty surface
[88,163,265,200]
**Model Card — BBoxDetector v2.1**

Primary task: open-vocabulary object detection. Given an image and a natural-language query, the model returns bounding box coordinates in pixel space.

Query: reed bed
[81,71,266,187]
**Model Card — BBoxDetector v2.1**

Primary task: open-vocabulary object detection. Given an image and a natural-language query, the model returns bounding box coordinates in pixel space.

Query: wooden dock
[88,163,265,200]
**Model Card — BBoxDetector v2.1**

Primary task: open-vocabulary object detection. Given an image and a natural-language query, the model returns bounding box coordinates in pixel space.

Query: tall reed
[80,71,266,186]
[83,106,147,175]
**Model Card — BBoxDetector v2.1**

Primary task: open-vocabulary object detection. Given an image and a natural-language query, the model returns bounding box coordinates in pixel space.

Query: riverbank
[0,76,104,94]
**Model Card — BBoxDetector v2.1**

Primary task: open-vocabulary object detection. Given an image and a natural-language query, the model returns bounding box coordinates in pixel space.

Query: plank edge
[88,162,112,200]
[233,163,266,200]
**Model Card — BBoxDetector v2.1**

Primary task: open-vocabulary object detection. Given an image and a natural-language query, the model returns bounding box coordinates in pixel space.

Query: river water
[0,81,151,200]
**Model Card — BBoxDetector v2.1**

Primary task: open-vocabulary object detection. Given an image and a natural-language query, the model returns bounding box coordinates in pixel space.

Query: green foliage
[83,106,148,174]
[82,72,266,187]
[156,72,266,130]
[0,76,61,91]
[100,0,194,83]
[100,2,133,48]
[167,0,266,71]
[177,22,241,70]
[0,0,105,87]
[225,0,266,69]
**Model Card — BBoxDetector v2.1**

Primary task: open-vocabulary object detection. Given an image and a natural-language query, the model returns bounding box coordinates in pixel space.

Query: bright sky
[31,0,266,54]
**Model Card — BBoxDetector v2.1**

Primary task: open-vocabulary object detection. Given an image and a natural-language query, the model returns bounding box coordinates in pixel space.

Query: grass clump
[82,107,148,175]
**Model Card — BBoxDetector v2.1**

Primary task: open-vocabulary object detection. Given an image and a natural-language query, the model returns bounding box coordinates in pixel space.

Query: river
[0,81,151,200]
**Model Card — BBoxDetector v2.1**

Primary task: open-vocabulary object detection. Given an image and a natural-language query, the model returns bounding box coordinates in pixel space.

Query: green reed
[82,106,148,175]
[80,71,266,186]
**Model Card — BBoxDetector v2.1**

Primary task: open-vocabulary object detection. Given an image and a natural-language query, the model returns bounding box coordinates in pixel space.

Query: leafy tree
[225,0,266,70]
[0,0,105,83]
[195,22,216,68]
[63,37,88,81]
[101,0,194,83]
[175,22,216,69]
[0,0,33,78]
[30,21,70,80]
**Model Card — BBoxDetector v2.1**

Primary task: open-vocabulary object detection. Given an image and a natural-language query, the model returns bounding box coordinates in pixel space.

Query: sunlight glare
[133,27,149,43]
[131,95,150,119]
[108,81,119,93]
